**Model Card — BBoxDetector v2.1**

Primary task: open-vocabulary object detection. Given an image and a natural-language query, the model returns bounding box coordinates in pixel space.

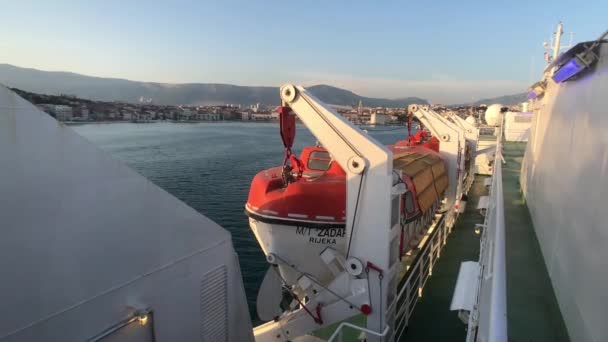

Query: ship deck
[311,140,568,341]
[500,142,568,341]
[402,141,569,341]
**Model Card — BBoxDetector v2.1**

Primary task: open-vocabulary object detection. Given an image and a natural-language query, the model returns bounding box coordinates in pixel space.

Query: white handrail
[490,142,507,340]
[467,123,507,342]
[327,322,390,342]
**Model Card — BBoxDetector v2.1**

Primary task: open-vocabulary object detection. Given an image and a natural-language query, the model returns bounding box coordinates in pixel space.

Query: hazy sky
[1,0,606,104]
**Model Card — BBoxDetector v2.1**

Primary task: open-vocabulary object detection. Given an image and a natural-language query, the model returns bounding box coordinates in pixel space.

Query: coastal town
[12,87,522,125]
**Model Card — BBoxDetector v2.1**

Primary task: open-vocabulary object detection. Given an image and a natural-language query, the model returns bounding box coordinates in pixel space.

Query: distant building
[71,106,89,120]
[199,113,220,120]
[370,113,387,125]
[138,96,153,104]
[38,104,73,121]
[180,109,194,120]
[251,103,262,113]
[251,112,278,121]
[343,112,359,123]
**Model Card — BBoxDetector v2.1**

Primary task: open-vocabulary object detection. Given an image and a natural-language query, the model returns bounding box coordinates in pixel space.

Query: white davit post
[408,105,467,228]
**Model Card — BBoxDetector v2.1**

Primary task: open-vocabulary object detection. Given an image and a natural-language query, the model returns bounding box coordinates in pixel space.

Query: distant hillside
[466,92,528,106]
[0,64,427,107]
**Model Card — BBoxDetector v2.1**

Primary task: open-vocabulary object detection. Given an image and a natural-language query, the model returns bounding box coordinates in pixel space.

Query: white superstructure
[504,111,533,142]
[0,85,253,342]
[521,37,608,342]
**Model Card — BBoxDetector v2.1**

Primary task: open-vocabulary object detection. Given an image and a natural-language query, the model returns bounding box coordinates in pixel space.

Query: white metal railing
[326,142,478,341]
[390,165,475,341]
[392,214,448,341]
[327,322,390,342]
[326,213,450,342]
[466,124,507,342]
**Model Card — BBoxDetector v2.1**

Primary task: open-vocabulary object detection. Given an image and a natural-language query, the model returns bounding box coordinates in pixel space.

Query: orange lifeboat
[245,121,448,285]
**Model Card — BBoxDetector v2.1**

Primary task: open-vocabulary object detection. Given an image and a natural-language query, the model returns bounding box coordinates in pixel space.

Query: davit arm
[253,85,395,342]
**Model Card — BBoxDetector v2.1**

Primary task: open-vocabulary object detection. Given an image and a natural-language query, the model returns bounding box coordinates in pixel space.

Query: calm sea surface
[73,121,408,319]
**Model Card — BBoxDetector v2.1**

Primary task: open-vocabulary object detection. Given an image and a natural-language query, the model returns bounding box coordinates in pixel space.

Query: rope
[273,255,363,313]
[346,170,366,258]
[365,264,384,328]
[281,147,304,186]
[271,266,322,324]
[379,272,384,329]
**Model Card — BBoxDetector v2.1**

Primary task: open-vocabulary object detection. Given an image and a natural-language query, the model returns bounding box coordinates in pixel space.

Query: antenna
[543,22,574,64]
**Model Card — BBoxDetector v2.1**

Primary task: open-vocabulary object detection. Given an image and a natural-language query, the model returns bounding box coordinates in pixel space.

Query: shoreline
[65,120,406,128]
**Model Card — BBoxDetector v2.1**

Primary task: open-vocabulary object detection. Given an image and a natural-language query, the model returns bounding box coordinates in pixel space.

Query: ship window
[308,151,332,171]
[391,196,400,228]
[404,192,415,214]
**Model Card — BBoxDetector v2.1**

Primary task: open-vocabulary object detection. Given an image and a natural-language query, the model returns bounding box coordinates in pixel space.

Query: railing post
[405,281,411,328]
[429,244,435,277]
[443,220,448,245]
[418,257,424,297]
[437,227,442,258]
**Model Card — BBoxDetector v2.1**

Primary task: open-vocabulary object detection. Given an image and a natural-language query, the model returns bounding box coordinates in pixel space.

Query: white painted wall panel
[521,43,608,342]
[0,86,253,341]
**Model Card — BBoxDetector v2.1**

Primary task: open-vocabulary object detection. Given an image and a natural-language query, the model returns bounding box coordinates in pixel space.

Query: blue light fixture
[551,47,600,83]
[545,31,605,84]
[552,55,587,83]
[527,81,546,99]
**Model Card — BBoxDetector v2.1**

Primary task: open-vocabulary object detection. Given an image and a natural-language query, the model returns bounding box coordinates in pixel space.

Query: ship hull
[247,215,346,286]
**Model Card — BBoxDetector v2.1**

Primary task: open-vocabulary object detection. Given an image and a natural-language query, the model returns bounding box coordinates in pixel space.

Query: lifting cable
[273,255,365,315]
[365,262,384,328]
[346,169,366,259]
[270,265,323,324]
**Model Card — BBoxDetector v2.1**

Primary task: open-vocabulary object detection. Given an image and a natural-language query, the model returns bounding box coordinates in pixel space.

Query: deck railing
[466,125,508,342]
[326,213,450,342]
[327,137,478,342]
[392,214,448,341]
[326,322,390,342]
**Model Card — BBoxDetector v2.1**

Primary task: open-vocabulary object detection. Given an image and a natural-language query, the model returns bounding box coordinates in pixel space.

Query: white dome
[465,115,477,126]
[485,104,503,126]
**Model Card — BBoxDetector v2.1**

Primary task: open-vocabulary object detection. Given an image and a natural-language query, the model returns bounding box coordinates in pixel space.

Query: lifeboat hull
[246,209,346,286]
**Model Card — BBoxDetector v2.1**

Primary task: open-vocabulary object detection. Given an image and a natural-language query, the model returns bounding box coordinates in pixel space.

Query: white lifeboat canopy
[485,104,503,126]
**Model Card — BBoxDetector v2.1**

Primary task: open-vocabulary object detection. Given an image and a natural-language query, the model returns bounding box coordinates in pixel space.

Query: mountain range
[465,93,528,106]
[0,64,428,108]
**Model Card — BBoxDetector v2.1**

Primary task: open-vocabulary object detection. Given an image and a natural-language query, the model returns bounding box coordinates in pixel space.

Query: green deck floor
[402,175,487,340]
[502,142,568,342]
[404,142,568,341]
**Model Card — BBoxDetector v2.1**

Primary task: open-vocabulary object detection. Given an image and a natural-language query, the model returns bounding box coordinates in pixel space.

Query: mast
[552,22,564,61]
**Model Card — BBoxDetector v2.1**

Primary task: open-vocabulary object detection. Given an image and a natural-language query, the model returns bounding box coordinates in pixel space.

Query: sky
[1,0,606,104]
